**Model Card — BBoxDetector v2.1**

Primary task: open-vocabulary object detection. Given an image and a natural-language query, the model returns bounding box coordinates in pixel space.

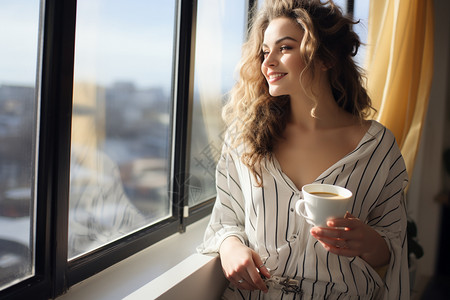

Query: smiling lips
[267,72,287,83]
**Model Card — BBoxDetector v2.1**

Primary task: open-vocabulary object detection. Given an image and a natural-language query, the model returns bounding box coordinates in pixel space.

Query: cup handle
[295,199,315,226]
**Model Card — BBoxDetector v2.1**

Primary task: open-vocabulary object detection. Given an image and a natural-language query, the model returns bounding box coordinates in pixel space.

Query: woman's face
[261,17,307,97]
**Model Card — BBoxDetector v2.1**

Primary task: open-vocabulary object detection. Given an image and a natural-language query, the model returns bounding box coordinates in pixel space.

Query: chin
[268,87,286,97]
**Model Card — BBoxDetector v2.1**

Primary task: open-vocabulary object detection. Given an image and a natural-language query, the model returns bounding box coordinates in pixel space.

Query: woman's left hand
[310,212,390,268]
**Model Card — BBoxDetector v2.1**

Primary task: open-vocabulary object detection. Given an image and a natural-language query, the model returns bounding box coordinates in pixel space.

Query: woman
[198,0,409,299]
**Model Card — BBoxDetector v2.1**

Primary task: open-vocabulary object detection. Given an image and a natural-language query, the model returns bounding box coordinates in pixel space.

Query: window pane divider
[38,0,77,297]
[172,0,196,233]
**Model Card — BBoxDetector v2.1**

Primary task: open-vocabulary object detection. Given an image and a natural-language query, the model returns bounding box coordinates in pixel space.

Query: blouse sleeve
[197,144,248,254]
[367,141,410,300]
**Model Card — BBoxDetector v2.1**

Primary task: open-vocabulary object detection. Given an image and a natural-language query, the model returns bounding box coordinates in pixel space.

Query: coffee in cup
[295,184,352,227]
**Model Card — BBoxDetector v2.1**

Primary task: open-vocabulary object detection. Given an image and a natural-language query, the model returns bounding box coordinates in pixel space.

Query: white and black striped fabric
[198,120,410,300]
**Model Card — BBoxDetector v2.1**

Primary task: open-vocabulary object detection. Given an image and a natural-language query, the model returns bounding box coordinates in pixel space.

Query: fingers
[248,252,269,292]
[312,226,362,241]
[232,268,268,292]
[311,213,389,265]
[312,231,346,246]
[232,271,258,291]
[317,239,359,257]
[252,252,271,279]
[344,211,354,219]
[310,216,367,257]
[327,212,359,227]
[315,233,360,252]
[219,237,270,292]
[225,251,269,293]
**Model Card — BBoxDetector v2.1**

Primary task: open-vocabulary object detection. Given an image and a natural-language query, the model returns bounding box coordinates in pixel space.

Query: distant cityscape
[0,81,218,219]
[0,82,172,216]
[0,84,35,217]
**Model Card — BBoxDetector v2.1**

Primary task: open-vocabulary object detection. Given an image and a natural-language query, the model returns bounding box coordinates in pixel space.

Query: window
[0,0,252,299]
[333,0,348,11]
[69,0,176,259]
[0,1,366,299]
[329,0,371,66]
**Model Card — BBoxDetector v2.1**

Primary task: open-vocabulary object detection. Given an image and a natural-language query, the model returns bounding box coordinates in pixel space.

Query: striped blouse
[198,120,410,300]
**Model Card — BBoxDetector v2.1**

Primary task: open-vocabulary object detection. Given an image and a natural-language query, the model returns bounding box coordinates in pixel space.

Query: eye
[280,45,292,52]
[262,49,269,58]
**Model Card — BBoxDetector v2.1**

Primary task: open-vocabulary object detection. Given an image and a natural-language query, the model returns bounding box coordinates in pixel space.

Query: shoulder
[358,120,406,172]
[366,120,399,146]
[369,120,407,172]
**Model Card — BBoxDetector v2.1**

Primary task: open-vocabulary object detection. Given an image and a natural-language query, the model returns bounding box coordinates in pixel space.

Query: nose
[262,51,278,68]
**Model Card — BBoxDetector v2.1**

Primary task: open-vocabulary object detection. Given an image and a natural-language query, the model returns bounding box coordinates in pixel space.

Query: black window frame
[0,1,355,299]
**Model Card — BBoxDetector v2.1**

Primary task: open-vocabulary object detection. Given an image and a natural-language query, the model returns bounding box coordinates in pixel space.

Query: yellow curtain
[365,0,434,180]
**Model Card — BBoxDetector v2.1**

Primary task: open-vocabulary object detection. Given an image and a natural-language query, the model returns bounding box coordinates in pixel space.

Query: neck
[288,82,344,130]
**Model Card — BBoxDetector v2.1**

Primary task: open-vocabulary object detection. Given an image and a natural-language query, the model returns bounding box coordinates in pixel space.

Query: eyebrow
[262,36,299,48]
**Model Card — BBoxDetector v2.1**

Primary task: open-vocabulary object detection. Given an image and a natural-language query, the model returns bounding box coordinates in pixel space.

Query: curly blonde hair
[223,0,373,186]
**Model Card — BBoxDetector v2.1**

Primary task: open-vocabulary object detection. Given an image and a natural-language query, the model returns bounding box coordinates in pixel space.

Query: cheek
[261,64,267,77]
[285,57,300,70]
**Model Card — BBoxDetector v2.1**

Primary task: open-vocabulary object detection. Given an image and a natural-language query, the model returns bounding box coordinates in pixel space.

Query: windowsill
[123,253,228,299]
[56,216,213,300]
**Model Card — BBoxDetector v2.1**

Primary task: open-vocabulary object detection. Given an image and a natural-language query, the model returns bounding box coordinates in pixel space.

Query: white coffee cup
[295,183,353,227]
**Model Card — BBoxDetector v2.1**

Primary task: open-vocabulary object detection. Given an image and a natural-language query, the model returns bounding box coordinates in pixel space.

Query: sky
[0,0,41,86]
[73,0,177,91]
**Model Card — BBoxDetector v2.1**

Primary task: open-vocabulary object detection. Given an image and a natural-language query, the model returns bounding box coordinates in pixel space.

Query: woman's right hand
[219,236,270,293]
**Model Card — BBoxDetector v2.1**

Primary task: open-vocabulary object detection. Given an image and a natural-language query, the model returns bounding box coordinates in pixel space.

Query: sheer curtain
[365,0,434,179]
[188,0,246,205]
[194,0,228,157]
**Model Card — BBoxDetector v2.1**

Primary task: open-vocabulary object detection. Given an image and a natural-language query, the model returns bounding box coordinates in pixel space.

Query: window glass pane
[0,0,40,290]
[330,1,369,66]
[257,0,263,9]
[353,0,370,67]
[333,0,347,12]
[187,0,247,207]
[70,0,176,259]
